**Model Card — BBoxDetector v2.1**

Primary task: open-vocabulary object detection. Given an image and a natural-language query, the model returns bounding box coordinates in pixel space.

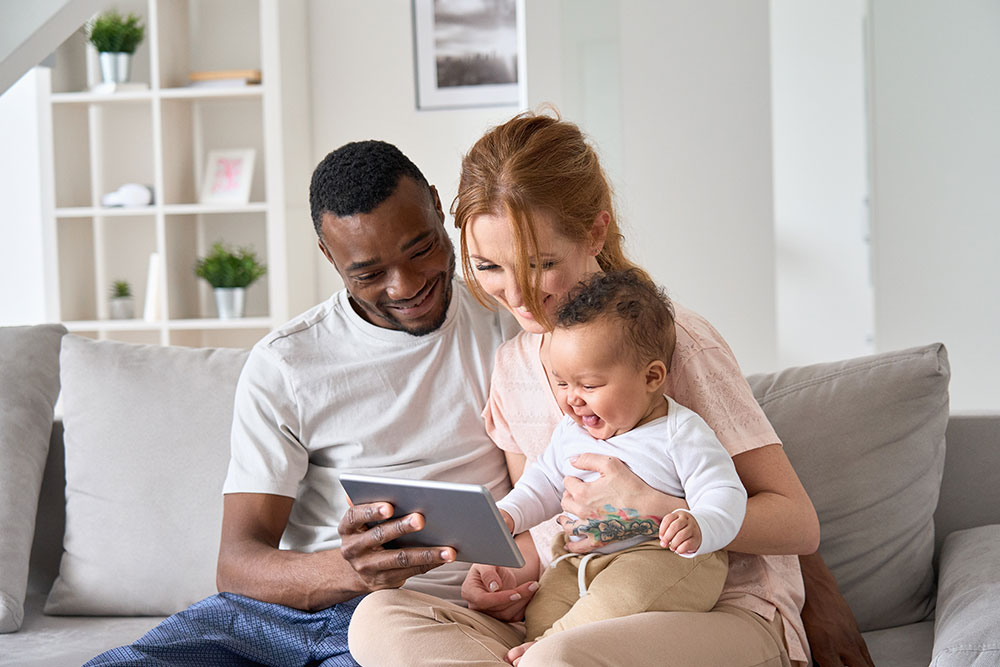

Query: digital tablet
[339,472,525,568]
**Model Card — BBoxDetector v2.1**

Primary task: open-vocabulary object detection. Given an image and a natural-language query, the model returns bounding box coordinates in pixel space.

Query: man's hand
[659,510,701,555]
[461,563,538,622]
[799,552,874,667]
[338,501,455,593]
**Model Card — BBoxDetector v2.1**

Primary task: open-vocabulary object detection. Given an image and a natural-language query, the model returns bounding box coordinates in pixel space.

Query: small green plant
[195,242,267,289]
[110,279,132,298]
[88,10,145,54]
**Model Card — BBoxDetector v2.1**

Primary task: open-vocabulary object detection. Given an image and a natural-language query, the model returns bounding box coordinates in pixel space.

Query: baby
[496,270,747,661]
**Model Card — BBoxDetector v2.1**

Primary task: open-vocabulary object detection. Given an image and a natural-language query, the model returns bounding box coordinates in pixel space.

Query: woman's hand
[558,453,688,553]
[461,564,538,622]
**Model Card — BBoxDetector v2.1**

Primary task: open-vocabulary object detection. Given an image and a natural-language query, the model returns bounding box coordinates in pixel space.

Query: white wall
[770,0,874,368]
[0,67,58,326]
[306,0,522,300]
[522,1,778,374]
[868,0,1000,411]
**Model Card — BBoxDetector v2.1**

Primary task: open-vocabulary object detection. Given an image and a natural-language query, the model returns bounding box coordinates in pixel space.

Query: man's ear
[590,211,611,255]
[429,185,445,224]
[645,359,667,392]
[317,237,336,267]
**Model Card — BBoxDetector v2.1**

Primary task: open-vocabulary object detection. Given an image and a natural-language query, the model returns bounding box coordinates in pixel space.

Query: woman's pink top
[483,303,808,664]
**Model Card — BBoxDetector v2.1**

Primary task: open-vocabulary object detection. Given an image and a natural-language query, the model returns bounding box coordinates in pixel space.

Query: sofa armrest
[935,414,1000,556]
[931,525,1000,666]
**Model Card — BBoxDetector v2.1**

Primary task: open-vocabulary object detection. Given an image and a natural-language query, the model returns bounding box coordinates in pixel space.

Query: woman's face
[465,211,605,333]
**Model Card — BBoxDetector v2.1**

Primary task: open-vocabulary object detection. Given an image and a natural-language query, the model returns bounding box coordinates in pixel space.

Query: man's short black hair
[556,269,676,369]
[309,140,430,236]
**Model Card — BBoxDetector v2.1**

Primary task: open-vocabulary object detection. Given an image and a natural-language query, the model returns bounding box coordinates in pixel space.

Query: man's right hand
[338,501,455,592]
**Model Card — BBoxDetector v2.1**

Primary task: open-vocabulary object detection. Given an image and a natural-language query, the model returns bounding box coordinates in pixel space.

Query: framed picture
[412,0,521,110]
[199,149,255,204]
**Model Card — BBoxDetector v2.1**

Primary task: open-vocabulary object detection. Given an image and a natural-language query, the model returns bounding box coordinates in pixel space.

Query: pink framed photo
[199,149,255,204]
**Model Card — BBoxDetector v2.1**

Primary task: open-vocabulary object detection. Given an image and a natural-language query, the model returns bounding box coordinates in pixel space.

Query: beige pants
[348,588,792,667]
[527,539,729,640]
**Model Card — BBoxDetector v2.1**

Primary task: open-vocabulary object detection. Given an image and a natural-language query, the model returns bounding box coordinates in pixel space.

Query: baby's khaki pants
[526,536,729,641]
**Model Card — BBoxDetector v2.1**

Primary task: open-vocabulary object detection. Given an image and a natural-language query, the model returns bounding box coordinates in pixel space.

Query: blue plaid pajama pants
[83,592,363,666]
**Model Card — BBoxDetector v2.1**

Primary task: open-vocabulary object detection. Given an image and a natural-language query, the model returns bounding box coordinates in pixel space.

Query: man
[87,140,519,666]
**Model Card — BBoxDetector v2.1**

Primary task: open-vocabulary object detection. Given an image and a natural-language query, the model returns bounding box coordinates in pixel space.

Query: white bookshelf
[41,0,311,347]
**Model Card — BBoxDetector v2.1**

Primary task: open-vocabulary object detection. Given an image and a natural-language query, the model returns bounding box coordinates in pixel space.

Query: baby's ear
[645,360,667,391]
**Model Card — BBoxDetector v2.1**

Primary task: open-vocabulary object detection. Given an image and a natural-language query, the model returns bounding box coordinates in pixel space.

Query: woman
[351,111,824,666]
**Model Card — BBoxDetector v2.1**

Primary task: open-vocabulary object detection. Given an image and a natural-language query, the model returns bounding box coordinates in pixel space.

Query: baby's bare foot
[506,640,537,665]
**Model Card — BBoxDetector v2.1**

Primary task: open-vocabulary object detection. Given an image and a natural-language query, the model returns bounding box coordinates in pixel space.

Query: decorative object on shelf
[108,280,134,319]
[195,242,267,319]
[143,253,162,322]
[101,183,154,208]
[87,10,145,85]
[188,69,262,89]
[412,0,521,110]
[199,149,255,205]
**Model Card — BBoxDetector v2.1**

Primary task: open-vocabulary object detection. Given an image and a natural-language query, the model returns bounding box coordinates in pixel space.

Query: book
[188,69,261,88]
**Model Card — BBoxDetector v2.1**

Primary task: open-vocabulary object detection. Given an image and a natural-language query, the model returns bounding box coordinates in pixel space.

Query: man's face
[318,177,455,336]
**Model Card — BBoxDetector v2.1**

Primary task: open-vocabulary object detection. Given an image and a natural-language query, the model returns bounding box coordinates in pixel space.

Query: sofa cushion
[45,336,249,616]
[931,525,1000,666]
[746,343,949,632]
[0,324,66,633]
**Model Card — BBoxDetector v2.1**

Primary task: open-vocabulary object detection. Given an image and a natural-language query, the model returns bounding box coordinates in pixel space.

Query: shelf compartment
[157,0,262,90]
[165,210,269,320]
[160,95,266,205]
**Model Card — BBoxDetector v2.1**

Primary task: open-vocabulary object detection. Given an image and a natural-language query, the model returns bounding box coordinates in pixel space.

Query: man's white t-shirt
[223,280,518,604]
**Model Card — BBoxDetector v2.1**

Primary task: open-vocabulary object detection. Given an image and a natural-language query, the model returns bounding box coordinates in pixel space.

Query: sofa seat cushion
[0,324,66,632]
[0,593,163,667]
[862,621,934,667]
[931,525,1000,666]
[45,336,249,616]
[746,344,950,631]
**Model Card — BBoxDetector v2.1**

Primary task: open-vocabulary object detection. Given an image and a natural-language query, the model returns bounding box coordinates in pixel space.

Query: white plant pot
[214,287,246,319]
[99,52,132,83]
[109,296,134,319]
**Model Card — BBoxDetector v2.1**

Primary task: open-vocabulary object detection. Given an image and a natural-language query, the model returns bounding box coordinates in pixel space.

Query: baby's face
[549,319,659,440]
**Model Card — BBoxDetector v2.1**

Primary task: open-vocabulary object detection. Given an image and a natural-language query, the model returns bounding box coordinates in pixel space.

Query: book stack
[187,69,262,89]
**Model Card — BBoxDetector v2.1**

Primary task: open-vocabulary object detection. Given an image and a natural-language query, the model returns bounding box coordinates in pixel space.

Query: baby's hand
[500,509,515,534]
[659,510,701,555]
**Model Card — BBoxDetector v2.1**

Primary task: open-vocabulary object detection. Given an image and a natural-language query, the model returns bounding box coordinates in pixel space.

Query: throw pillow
[746,343,950,632]
[0,324,66,632]
[45,336,249,615]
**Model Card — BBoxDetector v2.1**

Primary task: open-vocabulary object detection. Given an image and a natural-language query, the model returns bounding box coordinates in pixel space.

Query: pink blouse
[483,303,809,664]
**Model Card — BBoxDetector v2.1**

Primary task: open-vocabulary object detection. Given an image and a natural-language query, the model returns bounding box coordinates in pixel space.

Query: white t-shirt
[222,280,519,604]
[497,396,747,557]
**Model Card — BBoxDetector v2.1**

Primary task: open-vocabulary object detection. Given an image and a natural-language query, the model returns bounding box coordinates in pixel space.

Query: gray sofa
[1,325,998,666]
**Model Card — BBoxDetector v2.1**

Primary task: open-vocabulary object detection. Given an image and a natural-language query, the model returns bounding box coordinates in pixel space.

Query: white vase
[99,52,132,83]
[214,287,246,319]
[109,297,134,319]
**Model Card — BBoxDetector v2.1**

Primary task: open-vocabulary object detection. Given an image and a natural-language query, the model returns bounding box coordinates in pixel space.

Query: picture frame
[199,149,255,204]
[412,0,521,110]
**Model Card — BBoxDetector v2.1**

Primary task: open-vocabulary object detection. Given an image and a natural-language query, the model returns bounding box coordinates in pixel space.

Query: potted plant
[194,242,267,319]
[87,10,145,84]
[109,279,134,319]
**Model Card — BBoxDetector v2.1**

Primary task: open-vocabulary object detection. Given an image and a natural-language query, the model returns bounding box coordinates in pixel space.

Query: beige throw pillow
[0,324,66,632]
[45,336,248,616]
[747,343,950,632]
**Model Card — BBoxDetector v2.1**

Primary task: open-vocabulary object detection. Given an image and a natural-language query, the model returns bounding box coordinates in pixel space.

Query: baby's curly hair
[556,270,676,369]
